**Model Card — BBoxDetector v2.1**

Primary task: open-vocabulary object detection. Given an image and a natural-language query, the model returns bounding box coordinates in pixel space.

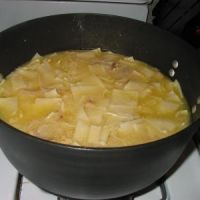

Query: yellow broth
[0,49,190,147]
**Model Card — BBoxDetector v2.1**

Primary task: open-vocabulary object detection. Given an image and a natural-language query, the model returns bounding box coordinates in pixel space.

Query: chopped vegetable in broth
[0,49,190,147]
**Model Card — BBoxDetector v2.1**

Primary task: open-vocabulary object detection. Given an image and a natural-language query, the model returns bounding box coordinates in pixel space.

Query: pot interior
[0,13,199,125]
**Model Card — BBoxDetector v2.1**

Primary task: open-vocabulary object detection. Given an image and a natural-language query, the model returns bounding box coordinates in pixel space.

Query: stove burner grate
[56,182,170,200]
[16,174,171,200]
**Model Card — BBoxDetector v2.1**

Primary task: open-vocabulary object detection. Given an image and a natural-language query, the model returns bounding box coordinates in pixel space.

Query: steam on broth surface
[0,49,190,147]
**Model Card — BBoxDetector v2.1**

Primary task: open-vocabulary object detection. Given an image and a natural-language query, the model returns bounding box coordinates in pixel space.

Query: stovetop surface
[0,0,148,32]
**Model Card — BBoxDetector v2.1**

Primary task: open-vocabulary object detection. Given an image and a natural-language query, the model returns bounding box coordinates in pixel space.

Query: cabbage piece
[84,75,105,88]
[173,80,184,98]
[0,97,18,119]
[33,98,62,117]
[145,118,176,133]
[17,68,38,80]
[100,123,118,145]
[176,110,190,128]
[76,48,101,59]
[87,125,101,145]
[157,100,180,114]
[131,70,148,82]
[45,112,62,121]
[109,62,134,80]
[62,94,77,124]
[88,63,107,77]
[118,121,135,133]
[101,51,123,62]
[123,56,135,62]
[37,61,55,86]
[0,79,15,96]
[124,80,148,91]
[10,74,27,91]
[71,85,105,103]
[73,120,90,145]
[117,120,149,145]
[44,89,59,98]
[77,107,89,121]
[151,82,164,94]
[140,65,156,78]
[104,111,137,122]
[84,103,105,124]
[118,120,148,134]
[31,53,42,60]
[108,104,134,117]
[138,105,155,116]
[118,119,166,145]
[111,89,138,105]
[166,91,181,103]
[108,104,135,120]
[36,121,74,140]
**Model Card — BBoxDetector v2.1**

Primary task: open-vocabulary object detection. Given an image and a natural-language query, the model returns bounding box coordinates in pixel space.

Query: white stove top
[0,0,148,32]
[1,142,200,200]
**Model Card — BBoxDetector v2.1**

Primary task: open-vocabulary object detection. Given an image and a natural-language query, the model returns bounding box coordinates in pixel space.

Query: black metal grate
[52,181,169,200]
[15,176,170,200]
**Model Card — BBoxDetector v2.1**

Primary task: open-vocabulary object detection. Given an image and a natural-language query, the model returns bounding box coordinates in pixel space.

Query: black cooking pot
[0,14,200,200]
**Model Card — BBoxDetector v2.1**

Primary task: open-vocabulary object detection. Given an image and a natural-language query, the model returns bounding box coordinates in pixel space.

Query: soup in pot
[0,49,190,147]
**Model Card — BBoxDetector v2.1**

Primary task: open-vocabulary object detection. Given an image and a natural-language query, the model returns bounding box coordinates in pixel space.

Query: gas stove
[0,1,200,200]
